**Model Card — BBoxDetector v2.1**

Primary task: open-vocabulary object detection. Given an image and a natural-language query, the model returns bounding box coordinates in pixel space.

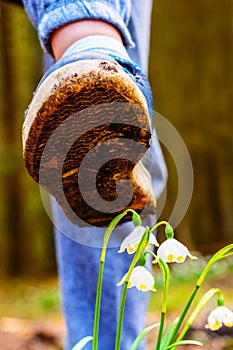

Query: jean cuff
[38,1,134,55]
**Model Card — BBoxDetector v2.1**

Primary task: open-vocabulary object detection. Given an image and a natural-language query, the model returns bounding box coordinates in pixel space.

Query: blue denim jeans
[22,1,167,349]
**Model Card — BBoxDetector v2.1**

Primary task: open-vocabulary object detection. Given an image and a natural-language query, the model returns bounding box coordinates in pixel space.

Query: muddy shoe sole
[23,58,156,226]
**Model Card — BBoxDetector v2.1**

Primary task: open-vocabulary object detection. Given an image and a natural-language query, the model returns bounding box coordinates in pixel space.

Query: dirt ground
[1,313,233,350]
[146,312,233,350]
[0,317,64,350]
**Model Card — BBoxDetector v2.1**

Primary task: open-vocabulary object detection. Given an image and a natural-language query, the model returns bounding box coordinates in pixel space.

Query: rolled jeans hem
[38,1,134,54]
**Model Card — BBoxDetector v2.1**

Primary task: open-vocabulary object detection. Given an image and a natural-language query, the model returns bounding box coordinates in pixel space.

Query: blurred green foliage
[149,0,232,250]
[0,2,54,276]
[0,278,60,318]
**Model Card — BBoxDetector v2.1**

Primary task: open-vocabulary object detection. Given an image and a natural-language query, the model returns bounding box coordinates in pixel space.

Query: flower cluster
[71,212,233,350]
[117,224,197,292]
[116,221,233,337]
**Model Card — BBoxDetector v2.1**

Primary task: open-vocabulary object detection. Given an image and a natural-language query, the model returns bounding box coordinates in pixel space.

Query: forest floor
[0,255,232,350]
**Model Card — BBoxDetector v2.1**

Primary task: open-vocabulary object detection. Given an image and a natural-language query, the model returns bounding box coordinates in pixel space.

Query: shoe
[22,51,156,227]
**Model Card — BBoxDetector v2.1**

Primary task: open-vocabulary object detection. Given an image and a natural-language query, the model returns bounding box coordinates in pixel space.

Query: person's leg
[127,0,153,74]
[51,2,163,349]
[22,1,166,349]
[22,0,134,54]
[54,214,152,350]
[51,20,122,60]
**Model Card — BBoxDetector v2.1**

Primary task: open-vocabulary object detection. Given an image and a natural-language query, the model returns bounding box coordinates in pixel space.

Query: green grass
[0,278,61,319]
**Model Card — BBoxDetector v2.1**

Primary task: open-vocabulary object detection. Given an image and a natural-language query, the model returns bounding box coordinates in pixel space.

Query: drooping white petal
[206,309,223,330]
[149,233,159,247]
[118,226,146,254]
[116,273,127,287]
[157,238,197,263]
[118,226,158,255]
[205,306,233,331]
[222,307,233,327]
[130,266,156,292]
[117,266,156,292]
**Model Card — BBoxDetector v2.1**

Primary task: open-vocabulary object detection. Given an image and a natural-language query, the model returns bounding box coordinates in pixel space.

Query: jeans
[22,0,156,75]
[22,1,167,349]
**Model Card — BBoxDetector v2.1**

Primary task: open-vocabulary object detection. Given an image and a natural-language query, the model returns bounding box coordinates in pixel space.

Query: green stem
[158,259,170,314]
[196,244,233,287]
[114,227,150,350]
[167,285,200,347]
[92,261,104,350]
[140,251,170,350]
[176,288,220,343]
[150,221,173,236]
[92,209,140,350]
[114,282,128,350]
[156,312,166,350]
[155,258,170,350]
[220,252,233,259]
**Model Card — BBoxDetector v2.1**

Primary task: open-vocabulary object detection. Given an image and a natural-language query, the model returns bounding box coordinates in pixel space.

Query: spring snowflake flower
[205,306,233,331]
[117,266,156,292]
[155,238,197,263]
[118,226,158,255]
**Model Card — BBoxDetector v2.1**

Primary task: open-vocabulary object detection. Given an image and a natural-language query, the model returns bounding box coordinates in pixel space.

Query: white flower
[155,238,197,263]
[205,306,233,331]
[118,226,158,255]
[117,266,156,292]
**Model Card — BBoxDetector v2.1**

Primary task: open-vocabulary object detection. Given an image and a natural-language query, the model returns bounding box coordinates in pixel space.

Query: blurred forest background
[0,0,232,278]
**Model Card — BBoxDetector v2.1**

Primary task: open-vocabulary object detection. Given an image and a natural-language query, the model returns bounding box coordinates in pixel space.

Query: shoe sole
[23,59,156,226]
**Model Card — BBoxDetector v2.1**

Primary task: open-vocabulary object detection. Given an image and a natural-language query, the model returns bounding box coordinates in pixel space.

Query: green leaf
[71,336,93,350]
[129,323,160,350]
[165,340,203,349]
[160,317,179,349]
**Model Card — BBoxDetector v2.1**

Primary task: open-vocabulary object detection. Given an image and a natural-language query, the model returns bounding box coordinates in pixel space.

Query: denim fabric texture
[22,0,133,54]
[22,1,167,349]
